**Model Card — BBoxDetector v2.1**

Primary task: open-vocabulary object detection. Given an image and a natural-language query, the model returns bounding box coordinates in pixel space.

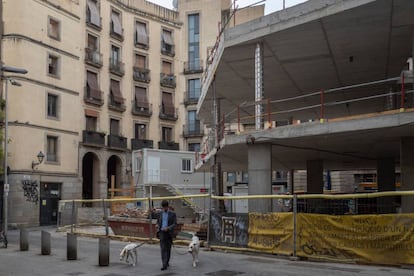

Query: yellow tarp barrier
[297,213,414,265]
[248,212,293,255]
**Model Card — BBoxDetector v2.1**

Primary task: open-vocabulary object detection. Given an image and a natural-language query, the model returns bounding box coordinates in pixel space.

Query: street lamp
[2,65,28,239]
[32,151,45,169]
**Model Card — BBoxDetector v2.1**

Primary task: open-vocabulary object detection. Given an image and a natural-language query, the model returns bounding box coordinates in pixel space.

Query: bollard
[20,228,29,251]
[99,237,110,266]
[41,230,51,255]
[67,233,77,260]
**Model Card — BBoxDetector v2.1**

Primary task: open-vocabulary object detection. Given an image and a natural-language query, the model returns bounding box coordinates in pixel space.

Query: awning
[87,0,101,27]
[111,11,122,35]
[162,30,174,45]
[135,86,149,108]
[136,22,149,45]
[86,71,101,100]
[85,109,98,117]
[110,80,124,104]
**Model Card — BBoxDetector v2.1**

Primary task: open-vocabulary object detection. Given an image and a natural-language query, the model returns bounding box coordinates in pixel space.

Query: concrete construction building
[197,0,414,213]
[0,0,264,227]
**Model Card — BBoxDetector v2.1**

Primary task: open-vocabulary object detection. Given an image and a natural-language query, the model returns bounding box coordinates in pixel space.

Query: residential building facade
[1,0,263,227]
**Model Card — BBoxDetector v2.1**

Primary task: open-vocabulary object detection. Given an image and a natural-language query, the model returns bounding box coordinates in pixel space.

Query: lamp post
[2,65,28,239]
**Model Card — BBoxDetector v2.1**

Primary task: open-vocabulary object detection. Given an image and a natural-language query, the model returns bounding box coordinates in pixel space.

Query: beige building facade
[1,0,263,226]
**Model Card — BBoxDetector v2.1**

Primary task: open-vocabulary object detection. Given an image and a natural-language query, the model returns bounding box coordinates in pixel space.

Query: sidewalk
[0,227,413,276]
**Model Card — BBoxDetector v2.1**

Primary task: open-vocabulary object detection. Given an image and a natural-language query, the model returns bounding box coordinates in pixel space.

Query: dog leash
[172,243,190,255]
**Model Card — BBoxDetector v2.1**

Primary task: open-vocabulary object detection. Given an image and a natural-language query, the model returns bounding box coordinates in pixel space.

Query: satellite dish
[172,0,178,10]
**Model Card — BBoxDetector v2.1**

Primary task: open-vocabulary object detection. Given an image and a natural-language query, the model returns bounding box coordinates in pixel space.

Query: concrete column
[401,138,414,212]
[248,143,272,212]
[377,158,396,213]
[255,42,264,130]
[306,160,323,194]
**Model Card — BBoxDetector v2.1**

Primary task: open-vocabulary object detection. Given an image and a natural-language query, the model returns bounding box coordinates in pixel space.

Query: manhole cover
[102,274,124,276]
[65,273,85,276]
[206,270,244,276]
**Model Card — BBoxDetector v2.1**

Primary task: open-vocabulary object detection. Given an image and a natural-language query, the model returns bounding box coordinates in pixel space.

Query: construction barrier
[58,191,414,265]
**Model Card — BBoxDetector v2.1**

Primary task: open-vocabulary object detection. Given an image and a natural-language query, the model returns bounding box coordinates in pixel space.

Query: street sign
[4,183,10,192]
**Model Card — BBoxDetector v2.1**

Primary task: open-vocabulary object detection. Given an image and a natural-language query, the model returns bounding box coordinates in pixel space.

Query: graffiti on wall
[209,212,249,247]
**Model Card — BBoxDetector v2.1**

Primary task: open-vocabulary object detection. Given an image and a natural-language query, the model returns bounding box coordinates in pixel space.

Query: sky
[147,0,308,15]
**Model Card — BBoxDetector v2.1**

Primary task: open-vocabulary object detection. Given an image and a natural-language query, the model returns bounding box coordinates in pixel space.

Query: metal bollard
[41,230,51,255]
[99,238,109,266]
[20,228,29,251]
[67,233,77,260]
[99,237,110,266]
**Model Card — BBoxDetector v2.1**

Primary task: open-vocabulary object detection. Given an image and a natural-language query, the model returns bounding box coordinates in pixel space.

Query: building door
[39,183,61,226]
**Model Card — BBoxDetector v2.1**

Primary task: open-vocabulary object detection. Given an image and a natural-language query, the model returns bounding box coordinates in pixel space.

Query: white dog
[119,243,143,266]
[188,234,200,267]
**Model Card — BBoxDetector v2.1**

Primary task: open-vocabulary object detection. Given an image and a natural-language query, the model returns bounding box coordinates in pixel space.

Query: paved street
[0,227,413,276]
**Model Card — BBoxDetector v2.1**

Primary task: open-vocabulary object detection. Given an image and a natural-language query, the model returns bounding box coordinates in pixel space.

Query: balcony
[183,123,204,138]
[107,134,127,149]
[184,91,200,106]
[133,67,151,83]
[84,87,104,106]
[184,59,203,74]
[110,28,124,42]
[159,105,178,121]
[160,73,176,88]
[85,48,103,68]
[82,130,105,147]
[109,58,125,76]
[161,42,175,57]
[108,95,126,112]
[158,141,179,151]
[132,101,152,117]
[131,139,153,150]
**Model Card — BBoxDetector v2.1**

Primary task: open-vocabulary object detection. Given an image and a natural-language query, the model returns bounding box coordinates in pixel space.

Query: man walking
[157,200,177,271]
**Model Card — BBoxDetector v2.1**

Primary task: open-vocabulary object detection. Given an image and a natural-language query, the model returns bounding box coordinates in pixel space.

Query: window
[48,17,60,40]
[134,54,146,69]
[181,159,192,173]
[87,34,98,50]
[135,21,148,47]
[85,115,97,131]
[188,14,200,67]
[134,123,146,139]
[134,86,149,109]
[110,45,120,64]
[110,118,120,135]
[161,29,174,55]
[188,78,201,100]
[162,127,172,142]
[86,71,101,100]
[162,61,172,74]
[48,54,59,77]
[188,143,200,152]
[86,0,101,27]
[111,10,122,36]
[110,79,123,104]
[47,136,58,162]
[188,110,199,132]
[227,172,236,183]
[161,92,174,116]
[47,94,58,118]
